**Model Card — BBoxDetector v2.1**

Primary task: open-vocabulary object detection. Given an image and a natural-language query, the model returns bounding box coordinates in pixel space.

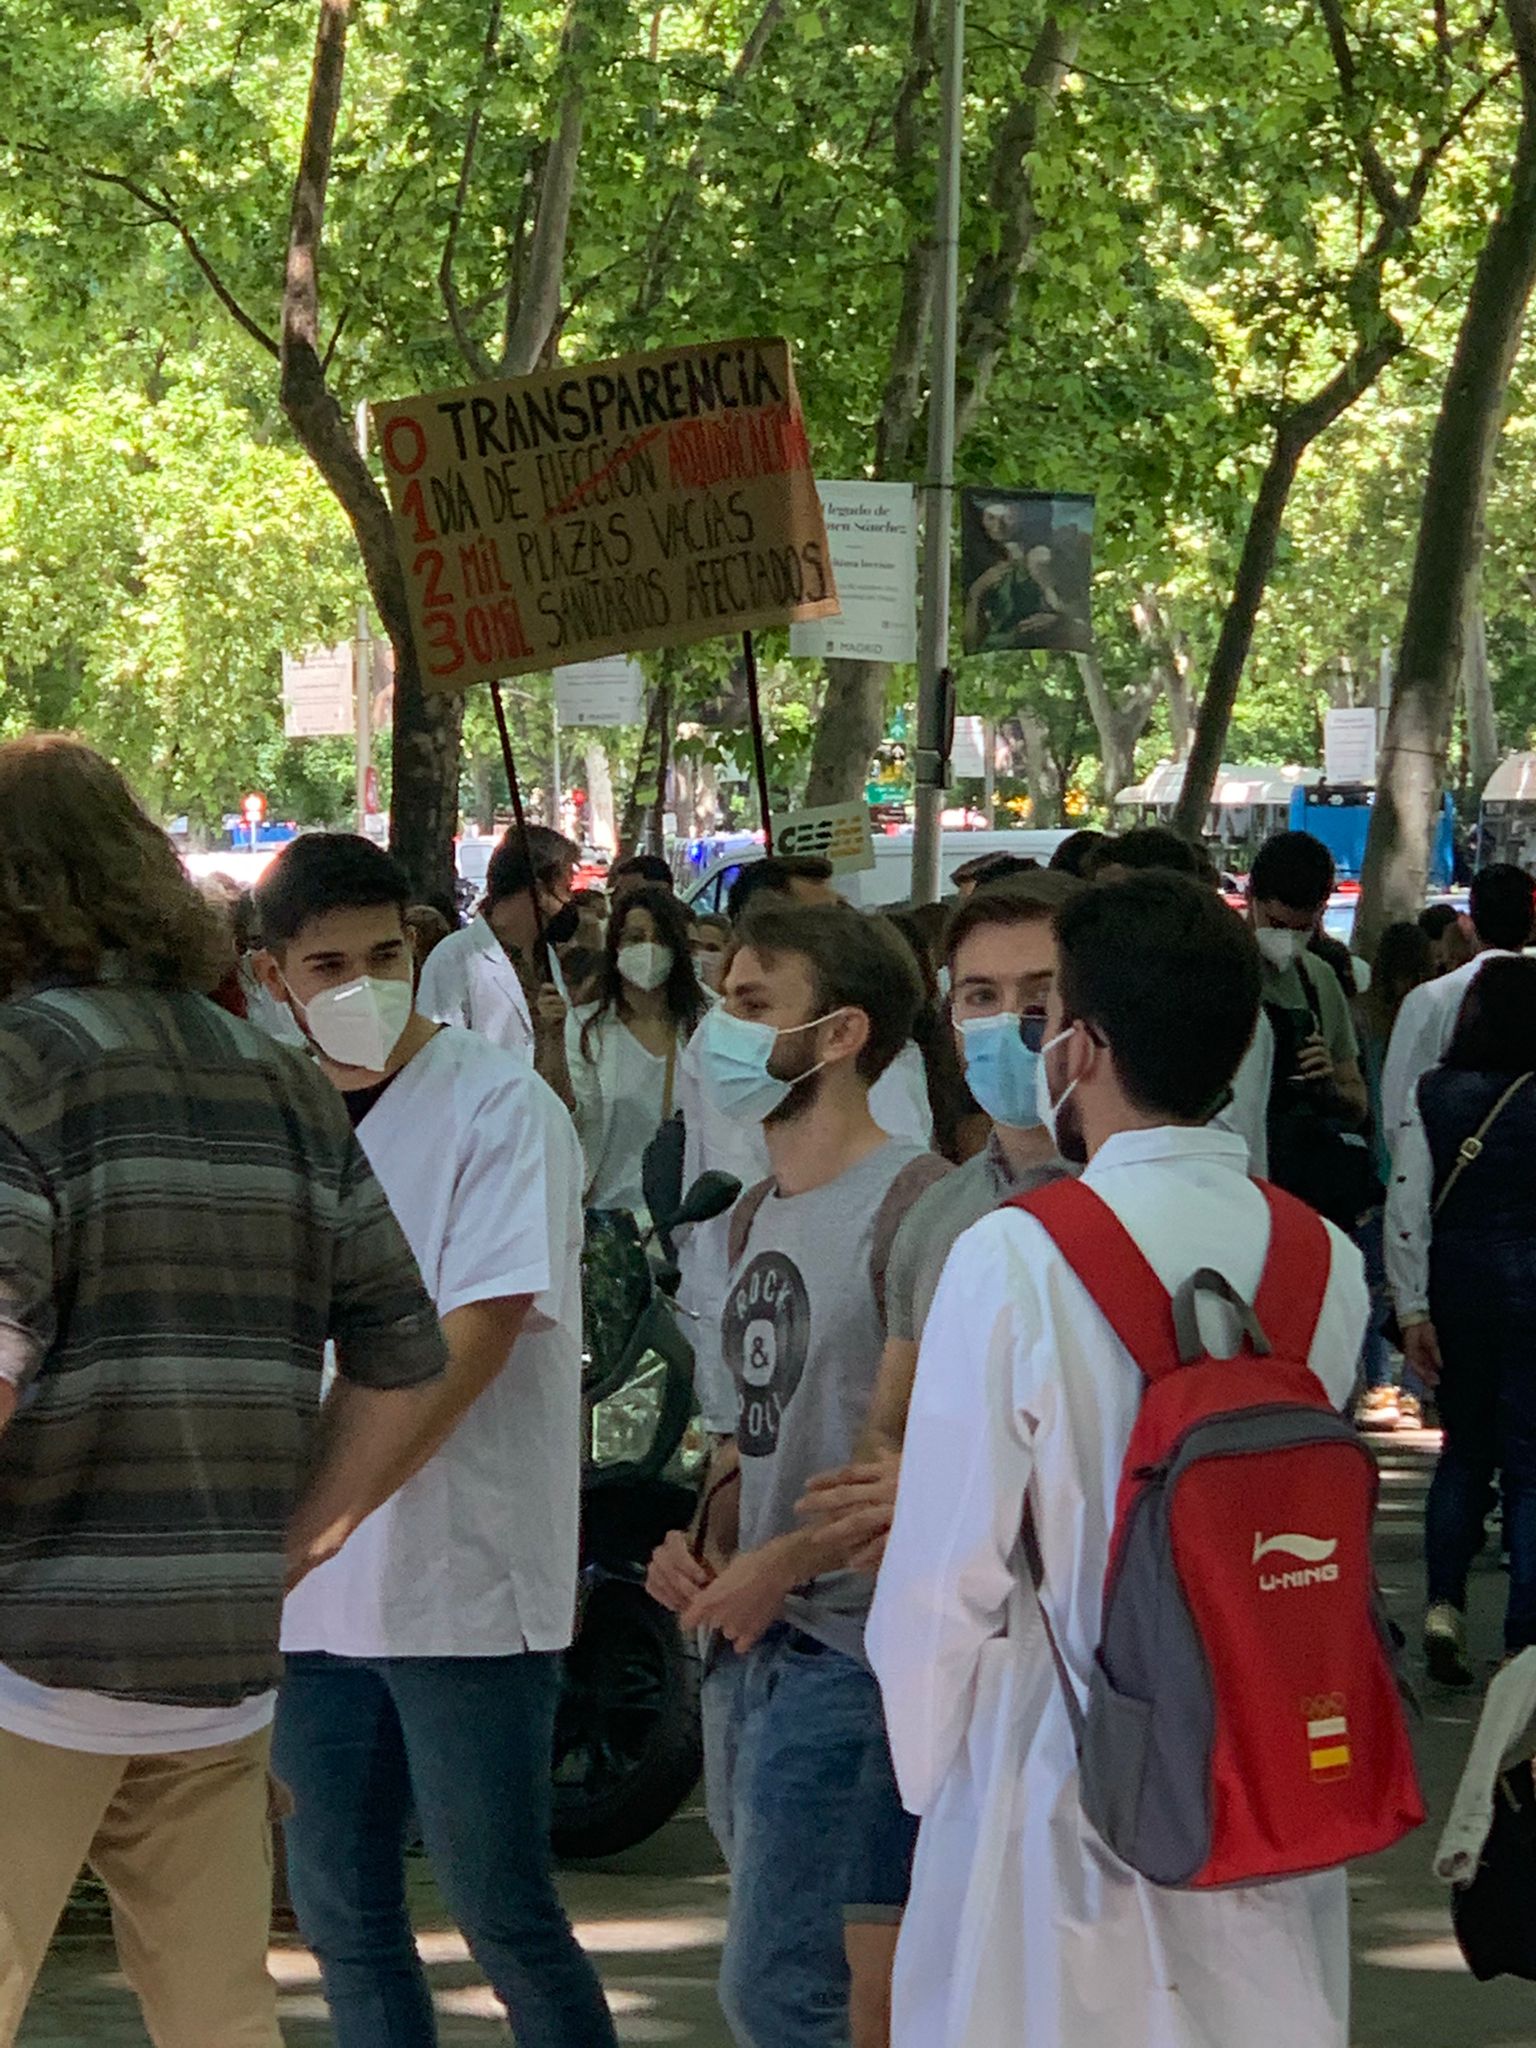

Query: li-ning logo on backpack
[1253,1531,1340,1592]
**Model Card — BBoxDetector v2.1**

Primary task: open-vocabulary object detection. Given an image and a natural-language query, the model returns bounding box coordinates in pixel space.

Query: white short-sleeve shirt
[282,1027,583,1659]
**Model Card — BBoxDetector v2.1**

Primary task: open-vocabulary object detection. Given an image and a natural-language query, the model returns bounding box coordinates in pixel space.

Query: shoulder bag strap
[726,1177,775,1269]
[1009,1177,1182,1382]
[1433,1073,1532,1219]
[661,1035,679,1123]
[1252,1183,1333,1359]
[870,1153,953,1331]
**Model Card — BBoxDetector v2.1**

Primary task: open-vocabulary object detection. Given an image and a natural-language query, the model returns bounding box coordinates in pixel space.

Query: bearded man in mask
[417,822,580,1107]
[647,904,949,2048]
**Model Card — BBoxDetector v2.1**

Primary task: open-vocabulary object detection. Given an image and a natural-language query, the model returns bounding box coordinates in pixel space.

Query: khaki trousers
[0,1722,282,2047]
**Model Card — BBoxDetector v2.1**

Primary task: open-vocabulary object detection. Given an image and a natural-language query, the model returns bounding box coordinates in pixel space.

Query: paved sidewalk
[18,1431,1536,2046]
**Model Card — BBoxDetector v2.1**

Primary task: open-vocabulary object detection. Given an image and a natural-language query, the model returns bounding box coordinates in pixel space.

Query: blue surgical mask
[958,1013,1044,1130]
[693,1004,840,1125]
[1034,1025,1079,1151]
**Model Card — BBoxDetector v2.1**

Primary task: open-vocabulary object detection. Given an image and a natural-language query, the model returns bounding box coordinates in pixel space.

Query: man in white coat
[867,872,1368,2048]
[417,823,579,1104]
[1379,860,1535,1148]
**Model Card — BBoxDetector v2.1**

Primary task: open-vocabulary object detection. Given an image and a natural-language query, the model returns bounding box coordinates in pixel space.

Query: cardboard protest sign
[373,337,839,691]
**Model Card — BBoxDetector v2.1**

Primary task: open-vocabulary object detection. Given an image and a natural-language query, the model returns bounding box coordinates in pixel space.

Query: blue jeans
[273,1652,617,2048]
[702,1627,917,2047]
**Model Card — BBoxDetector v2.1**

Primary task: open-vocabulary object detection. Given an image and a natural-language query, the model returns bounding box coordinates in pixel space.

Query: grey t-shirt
[885,1137,1069,1343]
[722,1138,934,1660]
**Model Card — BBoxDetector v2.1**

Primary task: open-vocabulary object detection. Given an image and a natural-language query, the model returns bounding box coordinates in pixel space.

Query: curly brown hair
[0,735,230,997]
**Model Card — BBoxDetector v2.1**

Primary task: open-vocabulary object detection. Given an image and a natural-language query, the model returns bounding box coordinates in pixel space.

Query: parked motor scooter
[551,1168,739,1860]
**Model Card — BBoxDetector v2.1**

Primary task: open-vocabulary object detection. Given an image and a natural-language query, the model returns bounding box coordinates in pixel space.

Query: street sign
[1324,708,1378,786]
[242,792,267,824]
[769,799,875,875]
[789,482,918,664]
[553,656,647,726]
[281,645,354,738]
[364,765,381,815]
[950,715,988,780]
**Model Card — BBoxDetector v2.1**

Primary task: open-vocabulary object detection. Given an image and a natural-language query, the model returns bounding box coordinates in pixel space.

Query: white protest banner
[1324,707,1378,785]
[789,481,918,664]
[373,337,838,690]
[554,656,646,726]
[770,799,875,876]
[950,715,988,780]
[282,645,354,738]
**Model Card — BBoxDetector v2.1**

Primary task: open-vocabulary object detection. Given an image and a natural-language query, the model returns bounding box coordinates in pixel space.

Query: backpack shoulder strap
[1252,1182,1332,1360]
[871,1153,953,1331]
[1010,1177,1181,1381]
[727,1177,775,1269]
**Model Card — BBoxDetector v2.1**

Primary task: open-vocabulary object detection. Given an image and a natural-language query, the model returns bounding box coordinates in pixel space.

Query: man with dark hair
[1418,900,1475,974]
[649,906,949,2048]
[1085,823,1202,882]
[0,756,447,2048]
[1047,827,1105,877]
[1383,861,1536,1145]
[868,873,1367,2048]
[1247,831,1367,1214]
[609,852,674,901]
[255,834,615,2048]
[417,823,578,1102]
[725,852,838,923]
[951,850,1040,897]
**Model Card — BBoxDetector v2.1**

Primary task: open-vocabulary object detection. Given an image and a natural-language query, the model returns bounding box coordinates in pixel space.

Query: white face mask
[692,948,724,991]
[1255,926,1304,971]
[618,940,674,993]
[1034,1024,1080,1154]
[288,975,413,1072]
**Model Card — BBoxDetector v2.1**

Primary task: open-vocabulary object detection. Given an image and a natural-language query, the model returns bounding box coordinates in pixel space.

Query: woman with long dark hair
[566,882,711,1218]
[1387,956,1536,1685]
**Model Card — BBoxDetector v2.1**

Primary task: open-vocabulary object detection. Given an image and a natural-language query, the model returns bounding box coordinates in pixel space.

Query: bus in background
[1291,782,1457,888]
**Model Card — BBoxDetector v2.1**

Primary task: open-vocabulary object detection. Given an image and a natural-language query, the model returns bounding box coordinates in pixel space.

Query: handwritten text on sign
[372,338,839,691]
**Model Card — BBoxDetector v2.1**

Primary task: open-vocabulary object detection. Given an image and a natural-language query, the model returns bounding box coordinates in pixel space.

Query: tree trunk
[645,681,674,855]
[803,658,885,804]
[1173,326,1404,839]
[1357,3,1536,954]
[584,742,616,854]
[616,689,664,856]
[1014,712,1064,826]
[1463,600,1500,795]
[1132,586,1196,757]
[807,10,1081,806]
[1073,649,1155,807]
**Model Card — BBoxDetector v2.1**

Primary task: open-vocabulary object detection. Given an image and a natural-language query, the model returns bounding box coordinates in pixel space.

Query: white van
[681,829,1075,915]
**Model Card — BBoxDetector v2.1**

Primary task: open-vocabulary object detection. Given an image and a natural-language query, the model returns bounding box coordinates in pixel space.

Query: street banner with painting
[960,489,1095,656]
[373,337,838,691]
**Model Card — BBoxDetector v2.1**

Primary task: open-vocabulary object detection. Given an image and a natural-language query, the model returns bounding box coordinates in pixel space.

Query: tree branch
[953,12,1087,444]
[631,0,786,322]
[440,0,501,381]
[502,4,587,376]
[7,142,279,357]
[1316,0,1406,223]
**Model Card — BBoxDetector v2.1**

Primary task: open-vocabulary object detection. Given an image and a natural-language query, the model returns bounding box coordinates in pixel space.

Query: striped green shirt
[0,983,446,1707]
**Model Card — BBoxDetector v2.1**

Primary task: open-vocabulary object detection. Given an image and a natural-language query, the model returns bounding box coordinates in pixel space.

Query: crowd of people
[0,730,1525,2048]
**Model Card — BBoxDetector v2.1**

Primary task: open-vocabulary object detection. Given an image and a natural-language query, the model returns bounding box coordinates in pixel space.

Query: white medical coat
[416,913,535,1061]
[866,1124,1368,2048]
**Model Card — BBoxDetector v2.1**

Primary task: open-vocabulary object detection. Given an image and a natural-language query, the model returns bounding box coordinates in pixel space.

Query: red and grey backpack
[1012,1175,1424,1890]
